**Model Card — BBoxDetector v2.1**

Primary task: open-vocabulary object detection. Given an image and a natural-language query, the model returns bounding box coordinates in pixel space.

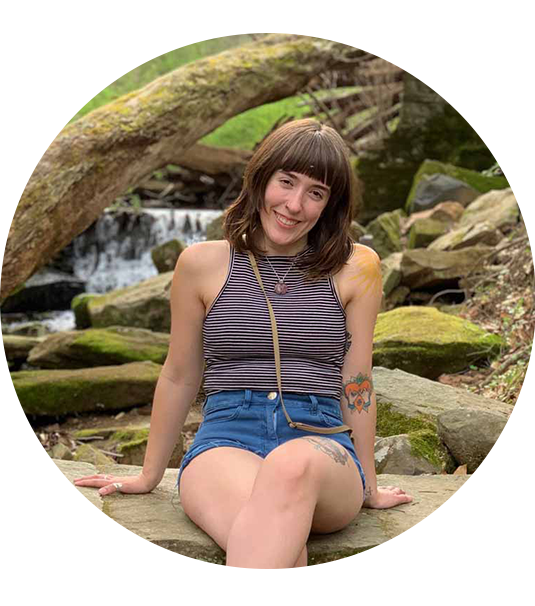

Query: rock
[12,361,162,416]
[400,244,495,290]
[27,326,170,369]
[116,428,183,468]
[405,160,509,215]
[407,217,450,248]
[151,239,186,274]
[86,272,173,331]
[0,417,32,452]
[73,444,116,466]
[380,252,402,297]
[205,214,224,241]
[365,209,406,259]
[3,334,45,365]
[373,306,504,379]
[402,201,465,235]
[0,454,535,569]
[458,188,519,232]
[49,442,73,460]
[349,220,368,242]
[383,285,410,311]
[428,221,504,251]
[1,268,85,313]
[436,409,508,473]
[374,434,446,475]
[71,293,100,329]
[373,366,513,421]
[409,173,479,213]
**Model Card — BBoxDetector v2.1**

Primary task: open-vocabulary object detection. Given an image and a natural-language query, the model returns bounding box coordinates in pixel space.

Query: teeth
[275,212,299,226]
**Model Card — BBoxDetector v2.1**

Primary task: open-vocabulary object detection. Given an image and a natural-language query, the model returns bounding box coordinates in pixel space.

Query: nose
[285,188,305,214]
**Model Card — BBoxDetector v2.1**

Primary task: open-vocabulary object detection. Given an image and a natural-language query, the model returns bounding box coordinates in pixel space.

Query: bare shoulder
[340,243,382,304]
[175,240,229,273]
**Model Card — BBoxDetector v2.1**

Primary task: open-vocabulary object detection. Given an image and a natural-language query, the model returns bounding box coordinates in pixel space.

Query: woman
[74,119,412,568]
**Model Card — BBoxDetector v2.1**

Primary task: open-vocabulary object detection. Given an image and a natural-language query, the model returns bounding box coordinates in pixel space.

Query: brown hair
[223,119,358,280]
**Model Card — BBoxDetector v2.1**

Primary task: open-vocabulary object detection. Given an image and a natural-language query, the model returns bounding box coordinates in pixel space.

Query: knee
[262,443,316,495]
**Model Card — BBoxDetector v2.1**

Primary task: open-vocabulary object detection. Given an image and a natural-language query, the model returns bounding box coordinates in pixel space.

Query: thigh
[179,447,263,551]
[263,436,364,534]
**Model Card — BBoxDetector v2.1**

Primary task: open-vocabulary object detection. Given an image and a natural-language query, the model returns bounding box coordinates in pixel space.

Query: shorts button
[267,391,278,400]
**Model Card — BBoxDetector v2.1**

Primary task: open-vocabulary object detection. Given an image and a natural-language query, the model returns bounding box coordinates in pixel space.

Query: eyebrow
[280,170,331,192]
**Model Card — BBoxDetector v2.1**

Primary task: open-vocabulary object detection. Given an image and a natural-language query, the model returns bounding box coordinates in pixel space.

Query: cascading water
[2,207,222,334]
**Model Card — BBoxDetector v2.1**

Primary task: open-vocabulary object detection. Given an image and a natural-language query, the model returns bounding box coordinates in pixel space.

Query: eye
[279,177,293,187]
[311,189,325,200]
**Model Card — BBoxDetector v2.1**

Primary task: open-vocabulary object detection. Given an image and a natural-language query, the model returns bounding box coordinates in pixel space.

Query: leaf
[453,464,468,475]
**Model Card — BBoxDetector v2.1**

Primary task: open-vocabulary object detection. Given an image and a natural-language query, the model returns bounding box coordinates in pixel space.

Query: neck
[257,234,309,257]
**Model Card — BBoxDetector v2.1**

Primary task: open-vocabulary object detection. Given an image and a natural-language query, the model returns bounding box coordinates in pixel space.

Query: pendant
[274,281,288,295]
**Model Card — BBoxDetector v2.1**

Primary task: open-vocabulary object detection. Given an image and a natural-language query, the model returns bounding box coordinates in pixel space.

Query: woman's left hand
[364,485,413,509]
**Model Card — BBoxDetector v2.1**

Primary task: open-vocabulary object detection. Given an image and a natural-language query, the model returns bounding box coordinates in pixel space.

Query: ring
[113,483,123,491]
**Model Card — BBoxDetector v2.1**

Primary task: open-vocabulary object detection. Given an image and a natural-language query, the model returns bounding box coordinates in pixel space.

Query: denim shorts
[176,389,366,497]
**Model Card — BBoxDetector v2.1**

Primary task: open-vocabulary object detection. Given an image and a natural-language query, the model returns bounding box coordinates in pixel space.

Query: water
[2,207,221,335]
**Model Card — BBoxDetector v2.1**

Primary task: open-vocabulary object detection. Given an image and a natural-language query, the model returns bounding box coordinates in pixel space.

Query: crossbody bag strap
[247,250,352,437]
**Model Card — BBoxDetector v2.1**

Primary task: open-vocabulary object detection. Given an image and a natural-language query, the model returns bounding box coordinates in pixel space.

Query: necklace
[263,255,298,295]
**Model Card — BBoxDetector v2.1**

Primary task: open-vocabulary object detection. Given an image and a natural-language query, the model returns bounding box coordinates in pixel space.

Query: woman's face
[259,170,330,255]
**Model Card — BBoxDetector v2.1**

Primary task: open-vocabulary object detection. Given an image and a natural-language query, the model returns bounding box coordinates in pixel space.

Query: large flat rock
[0,453,535,568]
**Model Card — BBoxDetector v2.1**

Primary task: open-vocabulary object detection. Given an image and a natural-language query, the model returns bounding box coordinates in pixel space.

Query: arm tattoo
[344,330,352,355]
[342,373,374,414]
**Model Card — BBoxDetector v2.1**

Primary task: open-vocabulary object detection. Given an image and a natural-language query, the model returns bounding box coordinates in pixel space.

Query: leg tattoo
[302,437,349,466]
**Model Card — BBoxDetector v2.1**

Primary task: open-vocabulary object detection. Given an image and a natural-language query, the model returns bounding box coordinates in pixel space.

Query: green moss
[0,546,117,569]
[408,428,444,468]
[376,402,435,437]
[72,329,168,364]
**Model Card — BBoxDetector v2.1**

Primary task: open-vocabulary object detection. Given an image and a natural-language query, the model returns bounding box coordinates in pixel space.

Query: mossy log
[2,34,362,302]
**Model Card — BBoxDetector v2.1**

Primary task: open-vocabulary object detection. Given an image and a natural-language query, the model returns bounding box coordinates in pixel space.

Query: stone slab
[0,453,535,568]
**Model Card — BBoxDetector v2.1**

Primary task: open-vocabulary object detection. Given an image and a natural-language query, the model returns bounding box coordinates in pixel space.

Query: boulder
[405,160,509,215]
[0,417,32,452]
[407,217,450,249]
[380,252,402,297]
[349,220,368,242]
[205,214,225,241]
[365,209,405,259]
[86,272,173,331]
[373,306,504,379]
[383,285,410,311]
[0,453,535,569]
[12,361,162,416]
[408,173,479,214]
[27,326,170,369]
[71,293,99,329]
[3,334,45,365]
[402,201,465,235]
[1,268,85,313]
[73,444,116,466]
[458,188,519,232]
[436,409,508,473]
[151,239,185,274]
[428,221,504,251]
[374,434,447,475]
[399,245,494,290]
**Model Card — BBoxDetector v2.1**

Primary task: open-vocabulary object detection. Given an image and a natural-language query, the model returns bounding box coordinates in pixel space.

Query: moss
[0,546,117,569]
[112,428,150,450]
[376,402,435,437]
[408,428,445,469]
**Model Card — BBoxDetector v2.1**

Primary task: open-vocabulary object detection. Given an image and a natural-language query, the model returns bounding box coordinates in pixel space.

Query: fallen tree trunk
[2,34,361,301]
[174,143,252,175]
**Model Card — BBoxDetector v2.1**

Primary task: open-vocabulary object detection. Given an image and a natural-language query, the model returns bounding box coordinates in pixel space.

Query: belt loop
[244,389,252,409]
[309,394,318,414]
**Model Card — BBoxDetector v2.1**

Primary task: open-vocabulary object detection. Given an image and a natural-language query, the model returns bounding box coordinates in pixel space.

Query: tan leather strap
[247,251,352,437]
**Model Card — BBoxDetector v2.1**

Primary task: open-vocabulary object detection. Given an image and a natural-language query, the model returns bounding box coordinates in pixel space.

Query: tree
[0,34,535,301]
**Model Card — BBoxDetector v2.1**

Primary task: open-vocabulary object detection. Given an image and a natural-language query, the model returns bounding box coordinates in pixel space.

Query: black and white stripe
[203,245,347,399]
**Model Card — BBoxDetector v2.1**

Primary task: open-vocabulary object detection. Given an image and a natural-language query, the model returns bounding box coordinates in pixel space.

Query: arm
[339,245,411,508]
[141,243,206,488]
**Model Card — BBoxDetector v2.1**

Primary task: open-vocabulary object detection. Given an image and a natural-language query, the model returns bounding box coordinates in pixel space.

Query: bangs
[275,133,349,198]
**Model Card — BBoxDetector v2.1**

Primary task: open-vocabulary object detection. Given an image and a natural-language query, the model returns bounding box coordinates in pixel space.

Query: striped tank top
[202,244,348,400]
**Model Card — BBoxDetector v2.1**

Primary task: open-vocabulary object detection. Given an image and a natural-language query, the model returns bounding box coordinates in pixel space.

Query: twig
[427,288,468,306]
[480,345,531,386]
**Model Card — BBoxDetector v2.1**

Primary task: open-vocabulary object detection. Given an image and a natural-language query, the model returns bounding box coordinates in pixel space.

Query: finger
[99,482,123,496]
[74,474,114,483]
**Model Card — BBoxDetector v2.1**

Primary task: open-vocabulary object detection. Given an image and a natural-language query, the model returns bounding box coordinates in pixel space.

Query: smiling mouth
[274,211,300,226]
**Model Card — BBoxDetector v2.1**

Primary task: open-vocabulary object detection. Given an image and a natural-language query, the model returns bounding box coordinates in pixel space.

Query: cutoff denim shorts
[176,389,366,497]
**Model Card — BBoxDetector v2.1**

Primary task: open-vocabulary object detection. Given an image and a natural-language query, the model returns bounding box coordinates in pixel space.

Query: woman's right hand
[73,472,156,496]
